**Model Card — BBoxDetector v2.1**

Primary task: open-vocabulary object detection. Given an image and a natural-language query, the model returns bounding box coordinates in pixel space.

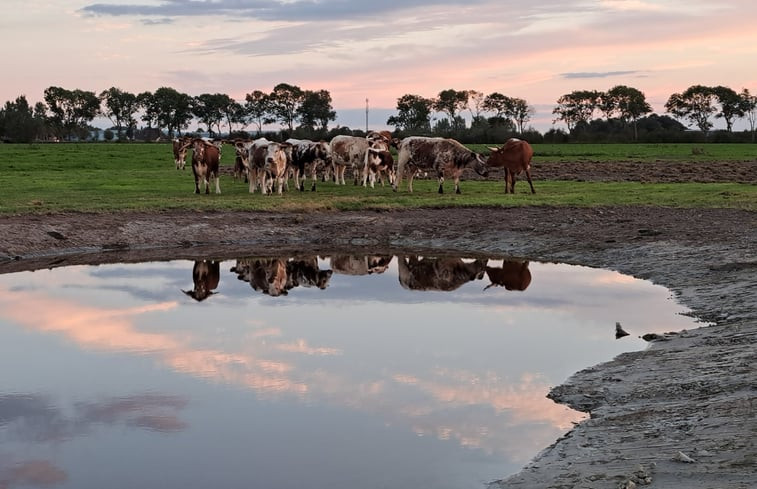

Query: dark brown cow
[172,137,191,170]
[286,257,333,290]
[285,138,332,191]
[392,137,488,194]
[484,260,532,291]
[190,138,221,194]
[398,256,487,291]
[182,260,221,301]
[486,138,535,194]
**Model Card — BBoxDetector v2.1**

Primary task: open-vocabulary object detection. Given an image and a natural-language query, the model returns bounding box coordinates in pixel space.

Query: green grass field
[0,142,755,214]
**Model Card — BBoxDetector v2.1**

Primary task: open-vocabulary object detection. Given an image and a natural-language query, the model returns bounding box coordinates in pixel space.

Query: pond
[0,254,701,489]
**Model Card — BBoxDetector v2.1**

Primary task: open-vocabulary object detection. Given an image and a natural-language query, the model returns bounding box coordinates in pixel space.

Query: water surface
[0,255,700,489]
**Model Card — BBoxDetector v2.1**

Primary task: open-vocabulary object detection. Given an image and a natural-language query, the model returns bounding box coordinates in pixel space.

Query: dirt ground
[0,160,755,488]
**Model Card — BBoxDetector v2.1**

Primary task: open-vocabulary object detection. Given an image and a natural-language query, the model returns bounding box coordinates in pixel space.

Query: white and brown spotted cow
[486,138,535,194]
[230,256,332,297]
[362,147,395,188]
[190,138,221,194]
[285,138,331,191]
[234,137,270,191]
[172,136,192,170]
[254,142,290,195]
[330,135,370,185]
[392,137,488,194]
[182,260,221,301]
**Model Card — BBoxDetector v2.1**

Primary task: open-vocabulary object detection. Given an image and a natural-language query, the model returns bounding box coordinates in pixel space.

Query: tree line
[1,83,756,144]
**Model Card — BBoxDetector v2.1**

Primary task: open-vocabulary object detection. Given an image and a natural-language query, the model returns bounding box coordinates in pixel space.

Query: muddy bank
[0,206,755,488]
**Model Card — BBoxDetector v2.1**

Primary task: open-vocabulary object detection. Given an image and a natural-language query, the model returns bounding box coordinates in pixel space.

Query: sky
[3,0,757,132]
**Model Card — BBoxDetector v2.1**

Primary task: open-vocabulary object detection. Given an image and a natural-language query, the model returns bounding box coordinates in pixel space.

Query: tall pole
[365,98,369,133]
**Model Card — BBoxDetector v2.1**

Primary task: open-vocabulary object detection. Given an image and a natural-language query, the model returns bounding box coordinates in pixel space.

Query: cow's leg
[525,168,536,194]
[438,175,445,194]
[362,164,369,187]
[310,165,318,192]
[454,175,461,194]
[214,173,221,194]
[277,176,284,195]
[407,171,415,193]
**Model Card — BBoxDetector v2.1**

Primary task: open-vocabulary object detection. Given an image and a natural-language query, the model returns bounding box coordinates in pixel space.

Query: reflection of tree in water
[183,260,221,302]
[230,256,332,297]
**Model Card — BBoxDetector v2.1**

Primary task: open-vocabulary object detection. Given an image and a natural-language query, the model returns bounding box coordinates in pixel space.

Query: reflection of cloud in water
[0,278,582,456]
[0,459,67,488]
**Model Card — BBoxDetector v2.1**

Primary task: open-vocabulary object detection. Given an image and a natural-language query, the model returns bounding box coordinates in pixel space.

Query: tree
[244,90,272,136]
[0,95,45,142]
[741,88,757,142]
[99,87,138,140]
[665,85,717,133]
[222,98,247,134]
[268,83,304,132]
[606,85,652,140]
[510,97,535,134]
[712,85,746,132]
[552,90,601,132]
[466,90,485,121]
[433,89,469,127]
[298,89,336,134]
[387,94,433,133]
[43,86,101,140]
[192,93,229,136]
[150,87,194,138]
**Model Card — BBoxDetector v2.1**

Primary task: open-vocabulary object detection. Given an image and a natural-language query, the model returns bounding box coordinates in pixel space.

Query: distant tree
[103,128,114,141]
[43,86,101,140]
[466,90,485,121]
[298,89,336,134]
[244,90,273,136]
[387,94,433,133]
[192,93,230,136]
[665,85,717,133]
[0,95,44,142]
[482,92,511,121]
[552,90,601,132]
[606,85,652,140]
[741,88,757,142]
[222,98,247,134]
[712,85,746,132]
[268,83,305,132]
[433,89,469,128]
[510,97,535,134]
[99,87,138,140]
[150,87,194,138]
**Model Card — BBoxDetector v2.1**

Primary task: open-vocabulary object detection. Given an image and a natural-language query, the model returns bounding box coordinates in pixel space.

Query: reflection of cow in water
[329,255,393,275]
[398,256,487,291]
[230,257,332,297]
[484,260,532,291]
[183,260,221,301]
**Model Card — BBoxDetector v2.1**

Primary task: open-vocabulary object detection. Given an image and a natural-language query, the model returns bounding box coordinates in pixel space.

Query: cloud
[561,70,641,79]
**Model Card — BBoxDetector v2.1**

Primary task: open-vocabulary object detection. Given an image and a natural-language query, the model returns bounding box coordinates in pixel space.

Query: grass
[0,142,755,215]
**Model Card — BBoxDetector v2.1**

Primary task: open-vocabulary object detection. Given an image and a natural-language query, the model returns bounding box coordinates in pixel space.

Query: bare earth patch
[0,185,755,487]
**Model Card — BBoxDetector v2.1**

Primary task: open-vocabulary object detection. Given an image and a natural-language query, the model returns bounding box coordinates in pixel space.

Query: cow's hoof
[455,189,461,195]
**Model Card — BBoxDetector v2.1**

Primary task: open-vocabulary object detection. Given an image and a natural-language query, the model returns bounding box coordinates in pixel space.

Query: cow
[486,138,535,194]
[230,256,332,296]
[330,135,370,185]
[329,255,393,275]
[182,260,221,301]
[254,142,290,195]
[483,260,532,291]
[367,130,400,149]
[172,136,191,170]
[286,257,333,290]
[362,147,395,188]
[397,256,487,291]
[392,137,488,194]
[234,137,270,191]
[285,138,331,191]
[189,138,221,194]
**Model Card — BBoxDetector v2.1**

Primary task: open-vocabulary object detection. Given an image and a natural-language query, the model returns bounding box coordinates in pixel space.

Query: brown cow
[398,256,487,291]
[483,260,532,291]
[182,260,221,301]
[392,137,488,194]
[255,142,290,195]
[486,138,535,194]
[190,138,221,194]
[330,135,369,185]
[329,255,392,275]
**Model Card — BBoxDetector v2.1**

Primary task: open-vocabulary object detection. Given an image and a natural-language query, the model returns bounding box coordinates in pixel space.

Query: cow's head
[473,152,489,177]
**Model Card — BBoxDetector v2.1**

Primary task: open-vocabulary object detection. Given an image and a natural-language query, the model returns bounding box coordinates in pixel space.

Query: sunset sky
[3,0,757,131]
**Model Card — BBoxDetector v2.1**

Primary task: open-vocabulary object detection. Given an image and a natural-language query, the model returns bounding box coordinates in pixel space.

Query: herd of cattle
[172,131,536,196]
[183,255,532,301]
